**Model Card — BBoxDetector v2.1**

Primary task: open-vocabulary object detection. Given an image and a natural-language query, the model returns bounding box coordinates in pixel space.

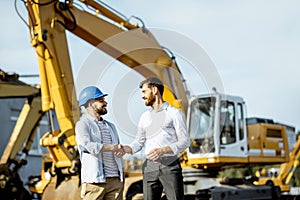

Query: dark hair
[139,77,164,95]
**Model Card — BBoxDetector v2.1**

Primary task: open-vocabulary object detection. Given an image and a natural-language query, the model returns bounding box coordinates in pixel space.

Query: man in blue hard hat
[75,86,125,200]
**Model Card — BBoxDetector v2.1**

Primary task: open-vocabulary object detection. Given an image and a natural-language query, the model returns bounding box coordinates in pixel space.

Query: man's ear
[152,86,158,95]
[87,100,93,108]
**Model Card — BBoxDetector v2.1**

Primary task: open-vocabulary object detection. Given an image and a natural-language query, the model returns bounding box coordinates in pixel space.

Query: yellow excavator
[0,69,43,199]
[1,0,299,199]
[255,130,300,193]
[182,94,296,199]
[3,0,187,199]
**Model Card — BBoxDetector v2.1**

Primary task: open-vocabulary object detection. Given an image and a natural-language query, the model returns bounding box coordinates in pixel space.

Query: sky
[1,0,300,144]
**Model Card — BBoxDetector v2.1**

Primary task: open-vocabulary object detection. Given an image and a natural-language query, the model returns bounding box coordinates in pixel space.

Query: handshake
[111,144,132,158]
[110,144,169,161]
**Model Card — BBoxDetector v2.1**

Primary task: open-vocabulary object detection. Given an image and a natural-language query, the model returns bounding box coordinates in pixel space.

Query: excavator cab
[186,93,289,170]
[187,93,248,169]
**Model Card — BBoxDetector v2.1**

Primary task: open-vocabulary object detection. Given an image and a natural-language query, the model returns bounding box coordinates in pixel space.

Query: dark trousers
[142,157,184,200]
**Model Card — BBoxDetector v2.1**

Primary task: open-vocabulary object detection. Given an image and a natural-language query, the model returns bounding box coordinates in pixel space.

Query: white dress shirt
[130,102,190,156]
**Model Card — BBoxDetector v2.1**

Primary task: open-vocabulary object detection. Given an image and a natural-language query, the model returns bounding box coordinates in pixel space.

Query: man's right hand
[120,145,133,154]
[102,144,125,157]
[112,144,125,157]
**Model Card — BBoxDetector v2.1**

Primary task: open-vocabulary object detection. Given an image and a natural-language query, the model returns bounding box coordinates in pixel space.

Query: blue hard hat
[78,86,108,106]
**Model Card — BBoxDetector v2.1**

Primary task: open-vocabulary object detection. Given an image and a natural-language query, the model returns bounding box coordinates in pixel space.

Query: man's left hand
[147,148,164,161]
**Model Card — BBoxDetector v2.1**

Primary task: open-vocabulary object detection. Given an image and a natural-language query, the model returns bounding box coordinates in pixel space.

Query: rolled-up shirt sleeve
[75,121,103,155]
[169,110,190,155]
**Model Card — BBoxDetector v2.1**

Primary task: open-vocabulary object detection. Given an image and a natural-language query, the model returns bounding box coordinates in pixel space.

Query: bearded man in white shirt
[123,77,190,200]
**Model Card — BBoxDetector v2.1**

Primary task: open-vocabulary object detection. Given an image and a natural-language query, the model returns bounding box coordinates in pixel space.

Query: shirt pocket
[90,125,102,143]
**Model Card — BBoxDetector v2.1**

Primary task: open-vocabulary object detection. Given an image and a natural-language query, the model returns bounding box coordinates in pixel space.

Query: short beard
[145,92,155,106]
[95,107,107,115]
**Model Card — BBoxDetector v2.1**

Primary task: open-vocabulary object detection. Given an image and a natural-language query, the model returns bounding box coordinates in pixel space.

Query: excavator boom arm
[20,0,189,196]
